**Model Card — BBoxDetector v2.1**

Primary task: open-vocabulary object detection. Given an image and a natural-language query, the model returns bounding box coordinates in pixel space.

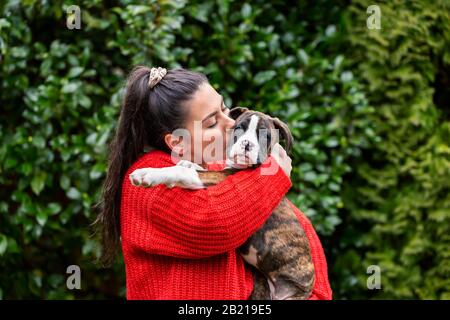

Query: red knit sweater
[120,149,332,300]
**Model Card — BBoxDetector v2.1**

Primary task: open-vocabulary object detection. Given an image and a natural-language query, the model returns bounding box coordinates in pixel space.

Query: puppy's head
[227,107,293,165]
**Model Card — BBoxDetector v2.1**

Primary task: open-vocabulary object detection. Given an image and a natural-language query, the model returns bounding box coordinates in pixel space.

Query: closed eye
[207,106,230,128]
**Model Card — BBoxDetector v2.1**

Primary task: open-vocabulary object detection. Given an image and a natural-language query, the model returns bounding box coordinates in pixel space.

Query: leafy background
[0,0,449,299]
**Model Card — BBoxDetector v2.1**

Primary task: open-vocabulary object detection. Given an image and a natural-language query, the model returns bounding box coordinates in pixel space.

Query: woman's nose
[224,116,235,143]
[225,115,235,128]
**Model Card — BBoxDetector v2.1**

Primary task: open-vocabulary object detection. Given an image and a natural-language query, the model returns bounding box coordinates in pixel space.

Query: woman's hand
[227,143,292,177]
[270,143,292,178]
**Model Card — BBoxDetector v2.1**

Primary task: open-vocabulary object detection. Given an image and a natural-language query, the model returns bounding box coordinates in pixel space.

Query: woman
[95,66,332,300]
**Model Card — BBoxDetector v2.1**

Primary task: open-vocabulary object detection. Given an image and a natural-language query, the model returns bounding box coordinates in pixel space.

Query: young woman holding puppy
[95,66,332,300]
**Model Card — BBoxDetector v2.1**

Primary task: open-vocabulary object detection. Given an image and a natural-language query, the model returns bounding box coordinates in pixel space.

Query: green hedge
[0,0,448,299]
[332,0,450,299]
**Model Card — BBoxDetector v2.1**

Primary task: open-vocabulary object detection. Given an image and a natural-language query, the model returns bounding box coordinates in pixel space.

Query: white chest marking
[229,115,261,165]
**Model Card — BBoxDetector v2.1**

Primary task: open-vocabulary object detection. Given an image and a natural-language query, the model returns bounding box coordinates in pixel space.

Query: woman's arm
[121,155,291,259]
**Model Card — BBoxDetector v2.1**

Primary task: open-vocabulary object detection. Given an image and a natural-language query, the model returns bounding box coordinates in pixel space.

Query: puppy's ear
[272,117,293,155]
[229,106,249,120]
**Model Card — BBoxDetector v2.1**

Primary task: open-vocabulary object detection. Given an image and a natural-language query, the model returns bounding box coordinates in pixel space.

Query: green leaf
[241,3,252,19]
[298,49,309,65]
[254,70,276,85]
[61,82,79,93]
[31,172,47,195]
[0,234,7,256]
[36,210,47,226]
[67,67,84,78]
[128,5,150,15]
[325,138,339,148]
[89,163,105,180]
[60,175,70,190]
[40,59,52,76]
[32,136,46,149]
[79,95,92,109]
[340,71,353,82]
[48,203,62,215]
[67,187,81,200]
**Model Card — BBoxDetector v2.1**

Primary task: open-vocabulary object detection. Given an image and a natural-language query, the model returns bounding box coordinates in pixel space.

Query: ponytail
[93,66,208,266]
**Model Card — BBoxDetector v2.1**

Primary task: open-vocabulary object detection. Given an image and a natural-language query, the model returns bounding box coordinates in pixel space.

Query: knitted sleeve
[122,155,292,259]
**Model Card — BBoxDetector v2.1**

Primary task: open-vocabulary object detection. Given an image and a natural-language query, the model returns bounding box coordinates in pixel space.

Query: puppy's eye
[233,130,241,143]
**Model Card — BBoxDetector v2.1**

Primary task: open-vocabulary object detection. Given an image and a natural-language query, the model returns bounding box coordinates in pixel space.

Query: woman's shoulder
[127,149,176,173]
[139,149,173,165]
[121,149,176,197]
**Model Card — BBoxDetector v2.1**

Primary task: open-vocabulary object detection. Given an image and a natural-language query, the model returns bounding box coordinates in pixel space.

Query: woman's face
[177,82,236,166]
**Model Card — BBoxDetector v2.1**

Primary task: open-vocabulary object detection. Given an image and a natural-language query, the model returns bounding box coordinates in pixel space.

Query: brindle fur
[197,169,315,300]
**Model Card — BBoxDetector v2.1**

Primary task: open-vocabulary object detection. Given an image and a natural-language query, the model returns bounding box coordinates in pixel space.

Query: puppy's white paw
[128,168,160,187]
[178,169,206,189]
[129,166,206,189]
[169,166,205,189]
[129,168,152,186]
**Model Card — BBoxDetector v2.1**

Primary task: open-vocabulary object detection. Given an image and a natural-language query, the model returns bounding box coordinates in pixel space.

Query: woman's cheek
[202,129,225,158]
[202,129,220,144]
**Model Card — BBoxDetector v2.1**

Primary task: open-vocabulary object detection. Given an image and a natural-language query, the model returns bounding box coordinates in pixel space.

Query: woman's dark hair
[93,66,208,266]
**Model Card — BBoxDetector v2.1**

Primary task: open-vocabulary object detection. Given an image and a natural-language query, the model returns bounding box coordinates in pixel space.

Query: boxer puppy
[129,107,315,300]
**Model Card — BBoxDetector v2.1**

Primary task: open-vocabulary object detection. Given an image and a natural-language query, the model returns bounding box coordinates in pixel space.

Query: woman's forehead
[187,83,221,118]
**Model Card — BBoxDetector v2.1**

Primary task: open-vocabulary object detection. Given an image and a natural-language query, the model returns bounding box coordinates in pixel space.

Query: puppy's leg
[240,198,315,300]
[250,268,271,300]
[129,166,205,189]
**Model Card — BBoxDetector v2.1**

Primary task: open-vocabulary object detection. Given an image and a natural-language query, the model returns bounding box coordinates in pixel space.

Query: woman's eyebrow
[202,95,224,123]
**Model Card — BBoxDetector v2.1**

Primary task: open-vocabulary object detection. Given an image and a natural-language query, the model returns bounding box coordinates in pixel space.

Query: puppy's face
[227,107,293,165]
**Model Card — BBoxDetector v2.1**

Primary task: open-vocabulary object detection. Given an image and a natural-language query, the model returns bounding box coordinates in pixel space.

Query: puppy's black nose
[241,140,255,151]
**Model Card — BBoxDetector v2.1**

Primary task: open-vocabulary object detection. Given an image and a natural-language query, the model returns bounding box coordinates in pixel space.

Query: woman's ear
[229,106,249,120]
[164,133,184,157]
